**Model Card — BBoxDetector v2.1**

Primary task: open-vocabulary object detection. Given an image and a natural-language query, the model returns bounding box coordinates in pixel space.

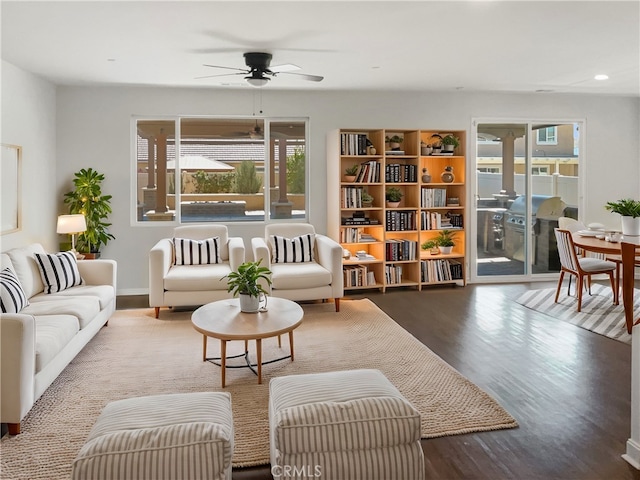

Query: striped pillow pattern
[0,267,29,313]
[34,251,83,294]
[173,237,221,265]
[270,234,315,263]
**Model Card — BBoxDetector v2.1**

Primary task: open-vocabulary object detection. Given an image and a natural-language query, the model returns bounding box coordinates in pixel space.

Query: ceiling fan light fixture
[246,75,269,87]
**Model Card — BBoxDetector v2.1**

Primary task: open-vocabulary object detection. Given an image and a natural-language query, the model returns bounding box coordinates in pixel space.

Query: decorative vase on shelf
[421,168,432,183]
[441,166,455,183]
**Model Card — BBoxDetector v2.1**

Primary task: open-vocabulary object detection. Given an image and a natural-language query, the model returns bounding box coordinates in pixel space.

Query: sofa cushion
[6,243,47,298]
[31,285,115,310]
[0,267,29,313]
[35,315,80,373]
[34,252,84,294]
[21,296,100,329]
[270,234,315,263]
[164,263,232,291]
[270,262,331,290]
[173,237,221,265]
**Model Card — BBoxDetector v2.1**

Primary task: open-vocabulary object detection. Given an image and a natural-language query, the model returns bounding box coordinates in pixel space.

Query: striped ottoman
[71,392,234,480]
[269,369,424,480]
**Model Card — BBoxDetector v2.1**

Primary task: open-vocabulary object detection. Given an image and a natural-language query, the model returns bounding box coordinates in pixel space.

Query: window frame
[131,115,310,226]
[536,126,558,145]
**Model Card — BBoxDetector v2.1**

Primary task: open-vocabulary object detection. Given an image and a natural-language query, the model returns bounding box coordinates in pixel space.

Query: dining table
[572,232,640,333]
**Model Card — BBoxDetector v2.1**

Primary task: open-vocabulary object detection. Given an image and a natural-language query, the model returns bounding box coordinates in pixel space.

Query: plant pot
[386,201,400,208]
[421,146,432,156]
[438,246,453,255]
[621,216,640,236]
[344,175,357,183]
[362,201,373,208]
[390,142,401,150]
[443,144,455,152]
[239,293,267,313]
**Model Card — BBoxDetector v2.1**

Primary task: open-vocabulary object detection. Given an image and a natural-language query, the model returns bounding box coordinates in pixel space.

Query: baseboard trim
[623,439,640,470]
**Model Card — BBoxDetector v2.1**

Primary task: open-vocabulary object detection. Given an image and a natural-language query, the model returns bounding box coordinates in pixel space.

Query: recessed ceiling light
[594,74,609,81]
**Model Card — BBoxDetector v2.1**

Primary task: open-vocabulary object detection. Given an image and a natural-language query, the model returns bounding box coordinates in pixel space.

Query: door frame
[468,117,586,284]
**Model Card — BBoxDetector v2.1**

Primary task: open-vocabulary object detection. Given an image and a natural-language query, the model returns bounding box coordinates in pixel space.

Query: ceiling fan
[198,52,324,87]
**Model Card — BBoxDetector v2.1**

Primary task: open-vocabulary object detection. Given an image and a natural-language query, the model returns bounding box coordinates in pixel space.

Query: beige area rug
[1,299,517,479]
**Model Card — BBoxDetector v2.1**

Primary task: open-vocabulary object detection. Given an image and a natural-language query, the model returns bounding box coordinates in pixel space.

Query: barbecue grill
[495,195,566,265]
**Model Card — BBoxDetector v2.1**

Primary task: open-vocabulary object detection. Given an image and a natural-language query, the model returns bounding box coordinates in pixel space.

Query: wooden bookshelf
[328,128,466,292]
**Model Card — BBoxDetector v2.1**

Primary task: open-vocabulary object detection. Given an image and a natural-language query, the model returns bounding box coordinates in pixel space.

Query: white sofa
[149,225,245,318]
[0,243,117,434]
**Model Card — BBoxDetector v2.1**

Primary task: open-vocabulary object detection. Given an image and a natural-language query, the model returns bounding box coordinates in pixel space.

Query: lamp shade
[57,214,87,234]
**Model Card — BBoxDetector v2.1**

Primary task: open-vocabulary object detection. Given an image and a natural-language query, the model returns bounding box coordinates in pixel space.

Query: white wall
[0,61,57,252]
[50,86,640,294]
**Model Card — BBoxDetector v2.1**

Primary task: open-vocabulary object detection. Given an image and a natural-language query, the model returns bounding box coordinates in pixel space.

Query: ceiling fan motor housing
[244,52,272,73]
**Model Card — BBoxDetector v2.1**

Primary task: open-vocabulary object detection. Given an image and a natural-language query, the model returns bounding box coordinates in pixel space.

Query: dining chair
[554,228,618,312]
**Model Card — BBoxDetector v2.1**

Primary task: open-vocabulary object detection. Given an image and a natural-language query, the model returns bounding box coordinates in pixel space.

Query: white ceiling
[2,1,639,96]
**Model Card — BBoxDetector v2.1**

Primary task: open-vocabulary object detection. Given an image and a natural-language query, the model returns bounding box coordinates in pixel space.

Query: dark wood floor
[118,282,640,480]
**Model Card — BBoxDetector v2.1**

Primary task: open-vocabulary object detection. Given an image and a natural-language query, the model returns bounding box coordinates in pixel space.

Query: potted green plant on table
[344,165,359,182]
[605,198,640,236]
[224,260,272,313]
[441,134,460,152]
[63,168,115,258]
[385,187,403,207]
[435,229,457,254]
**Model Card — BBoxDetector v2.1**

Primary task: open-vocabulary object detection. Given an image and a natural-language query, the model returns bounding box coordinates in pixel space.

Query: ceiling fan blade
[279,71,324,82]
[270,63,300,73]
[195,72,246,80]
[203,64,249,73]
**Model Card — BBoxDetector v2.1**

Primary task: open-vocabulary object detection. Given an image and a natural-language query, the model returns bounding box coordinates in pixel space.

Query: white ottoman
[71,392,234,480]
[269,369,424,480]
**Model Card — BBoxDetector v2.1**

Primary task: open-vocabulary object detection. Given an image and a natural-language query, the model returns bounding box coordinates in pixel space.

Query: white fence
[477,172,578,207]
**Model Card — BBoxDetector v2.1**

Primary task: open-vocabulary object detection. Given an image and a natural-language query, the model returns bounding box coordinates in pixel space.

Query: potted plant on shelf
[387,135,403,151]
[430,134,443,154]
[63,168,115,258]
[421,239,440,255]
[224,260,272,313]
[362,191,374,208]
[420,141,432,156]
[605,198,640,236]
[441,134,460,152]
[344,165,359,182]
[385,187,403,207]
[435,229,457,254]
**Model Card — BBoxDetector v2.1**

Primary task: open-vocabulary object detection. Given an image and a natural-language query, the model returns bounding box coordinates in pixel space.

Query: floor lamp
[57,214,87,259]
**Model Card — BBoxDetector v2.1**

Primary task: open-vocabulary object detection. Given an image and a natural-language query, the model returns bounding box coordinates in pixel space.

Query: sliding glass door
[471,120,582,282]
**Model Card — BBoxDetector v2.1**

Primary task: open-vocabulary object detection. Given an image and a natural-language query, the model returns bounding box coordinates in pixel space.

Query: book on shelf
[431,151,454,156]
[341,133,370,156]
[385,150,405,155]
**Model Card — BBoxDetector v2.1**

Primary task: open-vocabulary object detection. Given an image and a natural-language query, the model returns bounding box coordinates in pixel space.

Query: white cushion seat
[164,263,233,291]
[20,296,100,329]
[71,392,234,480]
[578,257,617,272]
[35,315,79,372]
[30,284,115,310]
[270,262,332,290]
[269,369,424,480]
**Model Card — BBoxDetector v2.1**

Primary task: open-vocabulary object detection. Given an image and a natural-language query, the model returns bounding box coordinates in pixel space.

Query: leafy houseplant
[441,134,460,151]
[605,198,640,236]
[385,187,403,206]
[362,191,374,207]
[421,239,439,255]
[605,198,640,218]
[435,229,457,254]
[224,260,272,313]
[387,135,403,150]
[63,168,115,255]
[345,165,359,176]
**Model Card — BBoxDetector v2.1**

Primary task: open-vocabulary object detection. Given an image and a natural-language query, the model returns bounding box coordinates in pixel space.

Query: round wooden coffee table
[191,297,304,387]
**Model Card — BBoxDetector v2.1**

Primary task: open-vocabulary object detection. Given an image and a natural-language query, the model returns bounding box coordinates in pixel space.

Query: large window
[536,126,557,145]
[134,117,308,223]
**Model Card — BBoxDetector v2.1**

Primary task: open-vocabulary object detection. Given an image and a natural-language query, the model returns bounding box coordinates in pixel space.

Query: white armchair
[251,223,343,312]
[149,225,245,318]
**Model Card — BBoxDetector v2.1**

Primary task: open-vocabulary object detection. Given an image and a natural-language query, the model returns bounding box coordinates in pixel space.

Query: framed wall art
[1,143,22,234]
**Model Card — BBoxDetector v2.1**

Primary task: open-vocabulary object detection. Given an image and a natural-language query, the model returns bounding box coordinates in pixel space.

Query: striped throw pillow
[0,267,29,313]
[270,234,315,263]
[34,251,84,294]
[173,237,221,265]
